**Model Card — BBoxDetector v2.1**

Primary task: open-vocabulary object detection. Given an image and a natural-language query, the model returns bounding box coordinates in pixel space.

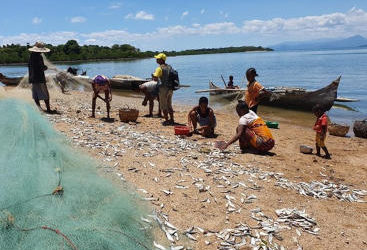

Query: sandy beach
[4,88,367,249]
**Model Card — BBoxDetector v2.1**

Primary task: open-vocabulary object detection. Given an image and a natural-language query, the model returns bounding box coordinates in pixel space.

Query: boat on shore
[0,73,23,86]
[109,75,148,90]
[208,81,244,100]
[200,77,353,111]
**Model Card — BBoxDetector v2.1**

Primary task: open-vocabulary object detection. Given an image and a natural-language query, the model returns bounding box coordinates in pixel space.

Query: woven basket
[329,123,349,137]
[119,106,139,122]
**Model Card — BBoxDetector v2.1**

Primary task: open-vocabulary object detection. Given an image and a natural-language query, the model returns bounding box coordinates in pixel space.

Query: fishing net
[17,54,92,92]
[0,98,154,250]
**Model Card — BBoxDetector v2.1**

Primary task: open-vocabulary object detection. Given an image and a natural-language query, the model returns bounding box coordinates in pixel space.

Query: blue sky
[1,0,367,50]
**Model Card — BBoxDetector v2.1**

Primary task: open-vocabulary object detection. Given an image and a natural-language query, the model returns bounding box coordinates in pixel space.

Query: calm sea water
[1,49,367,124]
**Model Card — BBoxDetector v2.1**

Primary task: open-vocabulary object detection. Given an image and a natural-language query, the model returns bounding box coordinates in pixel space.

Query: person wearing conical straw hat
[28,41,54,113]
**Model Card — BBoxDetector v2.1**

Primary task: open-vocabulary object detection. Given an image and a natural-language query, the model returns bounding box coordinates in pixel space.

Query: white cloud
[200,9,205,15]
[2,8,367,48]
[0,32,78,46]
[109,2,122,9]
[181,11,189,19]
[70,16,87,23]
[242,7,367,39]
[32,17,42,24]
[125,11,154,21]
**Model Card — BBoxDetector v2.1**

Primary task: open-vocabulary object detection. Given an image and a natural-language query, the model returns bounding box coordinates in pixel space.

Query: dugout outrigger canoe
[197,76,358,111]
[0,74,23,86]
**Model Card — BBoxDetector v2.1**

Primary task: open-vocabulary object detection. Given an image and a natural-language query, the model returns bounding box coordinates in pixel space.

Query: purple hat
[93,75,108,85]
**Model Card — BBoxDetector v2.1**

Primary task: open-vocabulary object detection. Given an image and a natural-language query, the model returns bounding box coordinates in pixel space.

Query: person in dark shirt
[188,96,216,137]
[227,75,239,89]
[28,42,53,113]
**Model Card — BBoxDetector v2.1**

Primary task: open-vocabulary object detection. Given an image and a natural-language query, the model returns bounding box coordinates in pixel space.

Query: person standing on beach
[244,68,270,113]
[312,104,331,159]
[28,42,53,113]
[152,53,175,125]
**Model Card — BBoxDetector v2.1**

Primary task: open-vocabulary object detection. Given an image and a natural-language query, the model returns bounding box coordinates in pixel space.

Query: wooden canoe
[0,75,23,86]
[262,76,341,111]
[109,75,148,90]
[208,81,244,100]
[205,77,342,111]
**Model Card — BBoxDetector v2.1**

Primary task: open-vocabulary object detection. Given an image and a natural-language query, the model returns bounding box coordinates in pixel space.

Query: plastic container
[174,126,190,135]
[300,145,313,154]
[266,121,279,129]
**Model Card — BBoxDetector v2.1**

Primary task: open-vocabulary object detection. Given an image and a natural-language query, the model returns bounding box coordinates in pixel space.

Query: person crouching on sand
[312,104,331,159]
[139,80,162,117]
[188,96,216,137]
[90,75,112,119]
[218,101,274,153]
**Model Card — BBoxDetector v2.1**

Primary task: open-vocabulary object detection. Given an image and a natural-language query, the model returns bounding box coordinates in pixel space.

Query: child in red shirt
[312,104,331,159]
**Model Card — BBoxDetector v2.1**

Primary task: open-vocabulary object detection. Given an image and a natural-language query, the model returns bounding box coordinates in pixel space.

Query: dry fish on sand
[275,208,320,235]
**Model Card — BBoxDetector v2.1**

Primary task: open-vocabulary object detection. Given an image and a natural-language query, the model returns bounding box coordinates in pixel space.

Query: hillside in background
[272,35,367,51]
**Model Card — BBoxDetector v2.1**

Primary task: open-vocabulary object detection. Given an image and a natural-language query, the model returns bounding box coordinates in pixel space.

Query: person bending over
[188,96,216,137]
[90,75,112,119]
[139,80,161,117]
[218,101,274,153]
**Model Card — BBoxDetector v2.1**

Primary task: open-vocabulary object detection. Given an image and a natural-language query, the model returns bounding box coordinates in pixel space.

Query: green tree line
[0,40,272,64]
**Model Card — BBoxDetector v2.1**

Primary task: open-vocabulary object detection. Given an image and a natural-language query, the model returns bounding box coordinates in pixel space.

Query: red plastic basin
[174,126,190,135]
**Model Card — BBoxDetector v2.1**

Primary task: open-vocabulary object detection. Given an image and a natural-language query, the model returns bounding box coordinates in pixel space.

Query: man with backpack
[152,53,179,125]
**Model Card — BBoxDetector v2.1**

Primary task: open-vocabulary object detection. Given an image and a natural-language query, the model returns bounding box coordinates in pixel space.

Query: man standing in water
[152,53,175,125]
[28,42,53,113]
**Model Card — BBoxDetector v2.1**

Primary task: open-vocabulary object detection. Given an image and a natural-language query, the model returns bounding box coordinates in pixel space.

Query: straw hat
[28,42,51,53]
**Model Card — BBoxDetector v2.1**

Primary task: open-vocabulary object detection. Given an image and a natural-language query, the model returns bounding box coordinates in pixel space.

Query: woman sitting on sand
[188,96,216,137]
[218,101,274,153]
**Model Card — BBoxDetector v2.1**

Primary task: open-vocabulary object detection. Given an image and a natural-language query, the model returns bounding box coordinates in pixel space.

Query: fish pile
[274,176,367,203]
[275,208,319,235]
[44,97,366,249]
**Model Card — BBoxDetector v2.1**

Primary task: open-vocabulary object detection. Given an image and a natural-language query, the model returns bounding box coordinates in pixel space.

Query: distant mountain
[272,35,367,51]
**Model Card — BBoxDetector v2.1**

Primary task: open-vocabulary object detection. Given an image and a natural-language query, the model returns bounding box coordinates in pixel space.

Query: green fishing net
[0,98,153,249]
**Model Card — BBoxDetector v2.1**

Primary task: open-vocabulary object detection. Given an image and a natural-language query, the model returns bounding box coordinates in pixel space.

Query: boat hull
[209,81,243,100]
[262,77,340,111]
[209,77,341,111]
[109,79,148,90]
[0,76,23,86]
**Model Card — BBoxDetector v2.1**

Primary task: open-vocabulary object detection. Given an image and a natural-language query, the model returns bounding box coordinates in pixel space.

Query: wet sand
[2,88,367,249]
